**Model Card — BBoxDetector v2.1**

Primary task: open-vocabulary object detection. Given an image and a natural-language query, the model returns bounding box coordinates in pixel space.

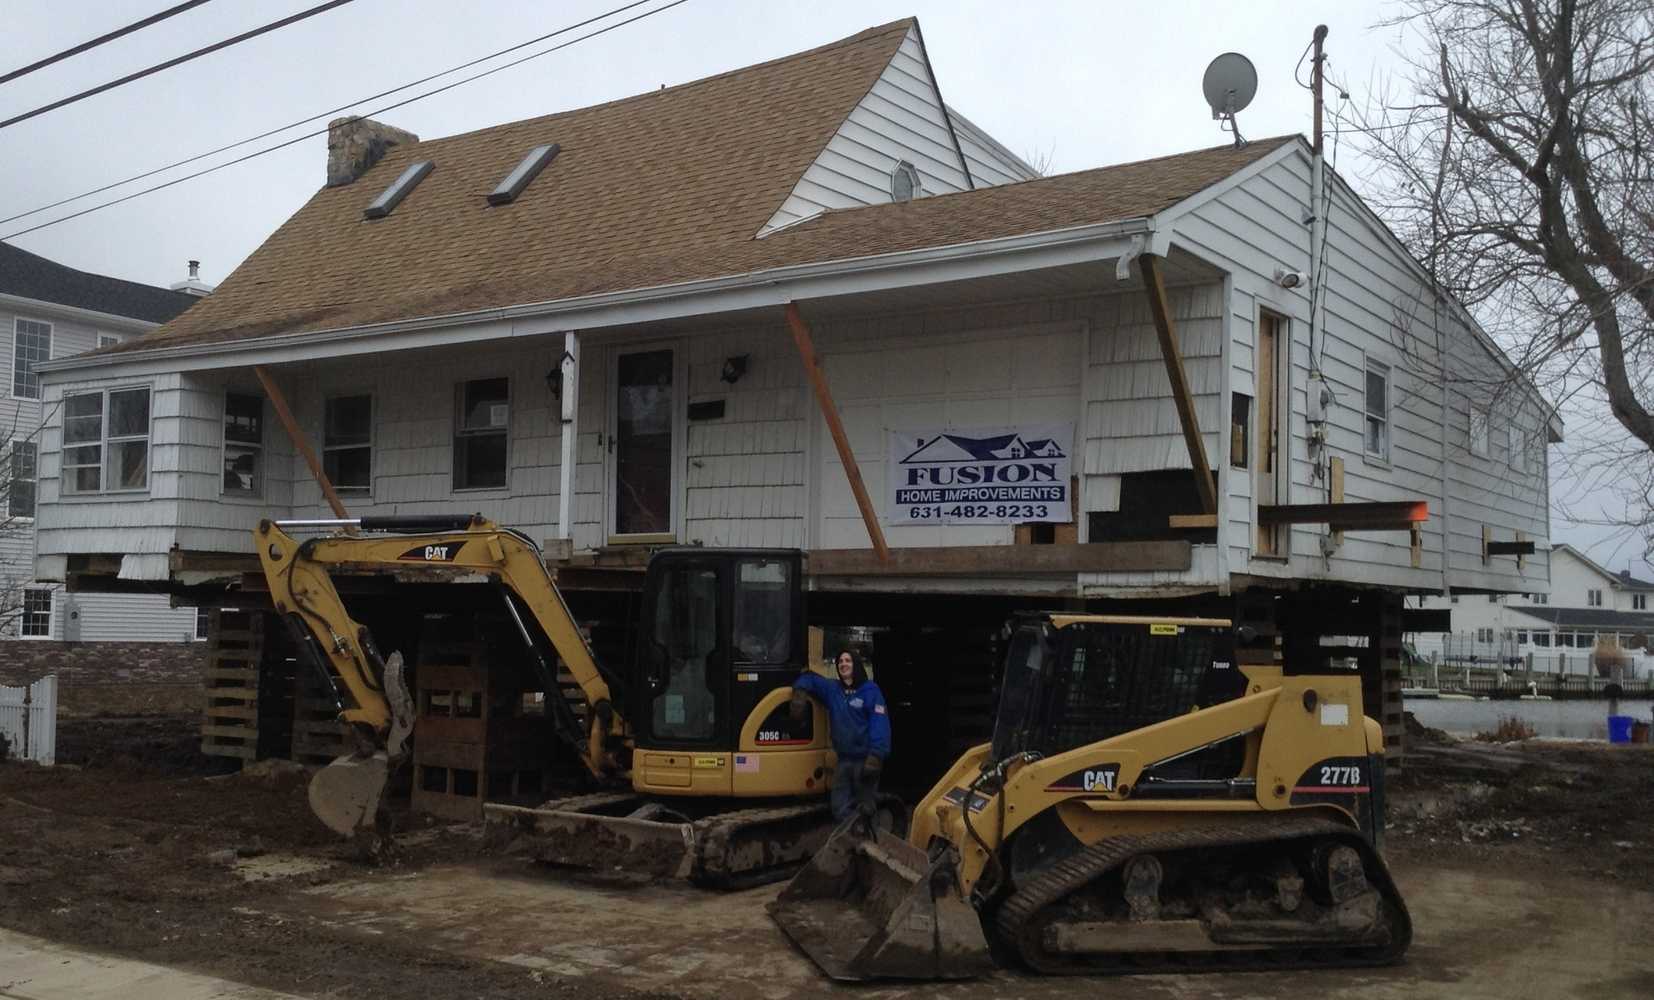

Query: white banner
[887,424,1074,525]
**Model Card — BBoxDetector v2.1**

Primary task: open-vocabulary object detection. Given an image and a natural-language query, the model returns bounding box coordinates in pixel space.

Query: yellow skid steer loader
[770,613,1411,978]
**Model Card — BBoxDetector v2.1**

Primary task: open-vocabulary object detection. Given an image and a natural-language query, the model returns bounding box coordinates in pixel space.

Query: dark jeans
[832,757,878,821]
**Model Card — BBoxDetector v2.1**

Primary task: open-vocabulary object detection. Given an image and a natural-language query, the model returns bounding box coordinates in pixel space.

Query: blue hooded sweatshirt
[794,669,891,761]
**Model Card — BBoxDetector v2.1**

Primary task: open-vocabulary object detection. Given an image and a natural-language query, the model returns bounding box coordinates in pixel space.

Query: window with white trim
[1470,405,1489,457]
[1588,588,1603,607]
[1364,360,1389,460]
[13,318,51,399]
[97,333,121,349]
[323,394,373,495]
[20,587,52,637]
[195,607,211,640]
[453,378,509,490]
[8,440,36,518]
[222,392,264,497]
[62,387,151,494]
[1634,594,1647,611]
[1530,592,1549,605]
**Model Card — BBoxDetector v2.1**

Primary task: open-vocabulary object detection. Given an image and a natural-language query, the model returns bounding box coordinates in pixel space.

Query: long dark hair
[838,649,868,688]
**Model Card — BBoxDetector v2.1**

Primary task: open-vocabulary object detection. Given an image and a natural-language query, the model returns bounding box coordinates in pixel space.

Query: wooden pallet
[201,609,267,761]
[290,671,348,765]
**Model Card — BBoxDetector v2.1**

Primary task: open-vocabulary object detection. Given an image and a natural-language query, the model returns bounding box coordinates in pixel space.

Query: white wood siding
[759,25,972,235]
[946,105,1039,186]
[1167,145,1551,594]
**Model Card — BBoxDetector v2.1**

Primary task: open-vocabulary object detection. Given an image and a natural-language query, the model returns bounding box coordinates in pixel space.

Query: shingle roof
[102,17,1294,358]
[0,242,198,324]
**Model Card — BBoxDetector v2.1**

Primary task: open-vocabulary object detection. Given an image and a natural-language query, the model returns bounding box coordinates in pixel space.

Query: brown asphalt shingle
[104,19,1297,358]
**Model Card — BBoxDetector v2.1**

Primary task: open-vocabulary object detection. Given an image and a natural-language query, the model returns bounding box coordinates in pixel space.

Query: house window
[8,440,36,518]
[1364,360,1389,459]
[12,318,51,399]
[1230,392,1250,469]
[454,378,508,490]
[222,392,264,496]
[62,387,151,494]
[1515,630,1529,645]
[1510,424,1527,473]
[195,607,211,640]
[1635,594,1648,611]
[1470,405,1489,457]
[97,333,121,349]
[1532,632,1551,648]
[324,394,373,495]
[1588,588,1603,607]
[1531,593,1549,605]
[890,161,921,202]
[20,587,52,638]
[1449,595,1459,604]
[1477,627,1494,643]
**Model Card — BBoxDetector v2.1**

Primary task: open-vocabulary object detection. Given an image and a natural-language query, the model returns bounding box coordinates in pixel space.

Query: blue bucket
[1608,715,1635,744]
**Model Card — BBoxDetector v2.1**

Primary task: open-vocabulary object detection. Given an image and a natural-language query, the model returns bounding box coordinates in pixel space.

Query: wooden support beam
[808,540,1190,577]
[1258,500,1428,530]
[1168,513,1218,529]
[1329,456,1345,551]
[1139,254,1217,515]
[785,302,889,563]
[254,365,352,524]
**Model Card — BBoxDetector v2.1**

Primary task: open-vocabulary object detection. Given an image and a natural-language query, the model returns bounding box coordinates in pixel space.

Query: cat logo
[398,543,462,562]
[1082,768,1116,792]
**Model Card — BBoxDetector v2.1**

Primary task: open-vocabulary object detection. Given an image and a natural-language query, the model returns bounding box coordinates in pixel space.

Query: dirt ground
[3,715,1653,999]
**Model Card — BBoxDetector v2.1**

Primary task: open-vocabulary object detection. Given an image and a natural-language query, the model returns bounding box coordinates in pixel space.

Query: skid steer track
[995,813,1412,975]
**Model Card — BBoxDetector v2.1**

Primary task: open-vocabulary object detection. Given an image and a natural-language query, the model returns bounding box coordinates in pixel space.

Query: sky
[1,0,1645,573]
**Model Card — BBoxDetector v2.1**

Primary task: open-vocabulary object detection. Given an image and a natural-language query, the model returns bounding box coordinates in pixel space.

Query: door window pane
[615,350,674,535]
[649,566,718,741]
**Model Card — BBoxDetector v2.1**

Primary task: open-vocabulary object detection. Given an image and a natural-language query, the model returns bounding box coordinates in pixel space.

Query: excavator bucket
[307,652,413,842]
[768,820,994,981]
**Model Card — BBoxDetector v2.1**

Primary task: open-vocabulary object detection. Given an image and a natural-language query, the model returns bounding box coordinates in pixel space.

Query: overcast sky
[2,0,1645,573]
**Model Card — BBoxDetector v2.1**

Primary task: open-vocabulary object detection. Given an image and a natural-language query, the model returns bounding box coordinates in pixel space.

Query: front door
[608,347,679,541]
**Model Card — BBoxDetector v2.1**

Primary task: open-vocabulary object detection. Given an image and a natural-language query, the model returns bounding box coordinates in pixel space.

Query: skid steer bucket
[768,820,994,981]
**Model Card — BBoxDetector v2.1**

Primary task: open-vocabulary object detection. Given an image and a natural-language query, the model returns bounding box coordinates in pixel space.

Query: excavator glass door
[635,549,805,752]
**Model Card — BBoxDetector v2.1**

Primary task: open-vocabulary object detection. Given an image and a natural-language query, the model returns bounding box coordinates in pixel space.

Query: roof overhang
[38,217,1162,380]
[0,292,163,334]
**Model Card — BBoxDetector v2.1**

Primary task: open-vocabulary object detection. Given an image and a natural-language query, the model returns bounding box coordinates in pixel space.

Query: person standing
[792,650,891,821]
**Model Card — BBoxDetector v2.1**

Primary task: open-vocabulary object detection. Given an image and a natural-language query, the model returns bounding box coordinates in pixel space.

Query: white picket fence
[0,674,57,765]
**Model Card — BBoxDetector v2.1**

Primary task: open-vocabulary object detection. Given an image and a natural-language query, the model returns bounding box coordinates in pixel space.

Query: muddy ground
[2,715,1652,998]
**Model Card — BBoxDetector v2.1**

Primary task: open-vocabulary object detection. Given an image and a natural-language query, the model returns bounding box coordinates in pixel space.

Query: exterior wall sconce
[721,354,749,384]
[546,349,576,398]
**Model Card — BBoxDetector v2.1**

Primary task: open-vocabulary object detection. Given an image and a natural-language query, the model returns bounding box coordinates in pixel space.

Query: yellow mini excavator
[770,613,1411,979]
[256,515,894,884]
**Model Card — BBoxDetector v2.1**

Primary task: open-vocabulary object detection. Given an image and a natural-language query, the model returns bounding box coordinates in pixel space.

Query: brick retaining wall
[0,641,206,717]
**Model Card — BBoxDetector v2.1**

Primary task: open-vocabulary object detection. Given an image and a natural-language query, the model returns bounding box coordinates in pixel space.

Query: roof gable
[0,242,197,324]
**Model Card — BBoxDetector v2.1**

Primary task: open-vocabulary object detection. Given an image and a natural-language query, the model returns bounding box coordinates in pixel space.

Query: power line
[0,1,216,86]
[0,0,695,242]
[0,0,660,227]
[0,0,356,131]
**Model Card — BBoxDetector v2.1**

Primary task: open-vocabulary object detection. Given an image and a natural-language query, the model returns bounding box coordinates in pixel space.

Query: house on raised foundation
[29,19,1556,771]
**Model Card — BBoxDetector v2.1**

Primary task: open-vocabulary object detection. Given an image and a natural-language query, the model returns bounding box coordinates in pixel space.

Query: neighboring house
[0,241,204,641]
[27,19,1556,759]
[1412,544,1654,674]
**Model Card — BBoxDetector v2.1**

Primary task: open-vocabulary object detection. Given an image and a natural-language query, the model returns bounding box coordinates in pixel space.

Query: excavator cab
[630,549,811,794]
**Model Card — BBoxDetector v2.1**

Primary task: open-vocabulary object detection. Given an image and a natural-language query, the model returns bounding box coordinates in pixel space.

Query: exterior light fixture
[721,355,749,384]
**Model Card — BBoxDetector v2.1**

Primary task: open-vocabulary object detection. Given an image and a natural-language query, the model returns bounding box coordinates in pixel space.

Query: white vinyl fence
[0,674,57,764]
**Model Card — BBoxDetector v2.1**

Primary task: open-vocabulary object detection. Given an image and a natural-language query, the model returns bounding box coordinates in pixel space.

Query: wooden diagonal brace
[254,365,352,525]
[785,303,889,564]
[1140,254,1217,515]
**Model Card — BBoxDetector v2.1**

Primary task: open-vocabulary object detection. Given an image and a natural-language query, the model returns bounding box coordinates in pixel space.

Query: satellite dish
[1203,52,1258,119]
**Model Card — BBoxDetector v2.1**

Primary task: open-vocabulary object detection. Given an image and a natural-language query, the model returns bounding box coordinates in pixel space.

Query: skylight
[488,143,560,205]
[363,160,434,220]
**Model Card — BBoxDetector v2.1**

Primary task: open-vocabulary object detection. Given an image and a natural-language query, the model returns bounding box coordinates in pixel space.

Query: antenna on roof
[1202,52,1257,148]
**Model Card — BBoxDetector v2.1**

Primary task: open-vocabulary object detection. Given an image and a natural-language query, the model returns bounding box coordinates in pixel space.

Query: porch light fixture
[546,349,575,398]
[720,354,749,384]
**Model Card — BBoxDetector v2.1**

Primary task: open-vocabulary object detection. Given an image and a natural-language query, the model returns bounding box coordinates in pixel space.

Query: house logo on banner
[888,424,1073,525]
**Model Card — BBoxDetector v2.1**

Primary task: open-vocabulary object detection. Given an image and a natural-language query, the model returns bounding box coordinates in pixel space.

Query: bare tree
[1348,0,1654,550]
[0,414,45,638]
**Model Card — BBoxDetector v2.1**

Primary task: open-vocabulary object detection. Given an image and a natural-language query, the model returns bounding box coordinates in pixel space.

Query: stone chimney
[169,259,214,297]
[327,116,419,187]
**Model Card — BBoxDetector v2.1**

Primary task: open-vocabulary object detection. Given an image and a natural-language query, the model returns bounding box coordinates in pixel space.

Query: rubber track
[695,794,904,888]
[994,813,1413,975]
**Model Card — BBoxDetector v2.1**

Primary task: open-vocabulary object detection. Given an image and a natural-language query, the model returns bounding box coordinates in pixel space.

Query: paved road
[0,930,303,1000]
